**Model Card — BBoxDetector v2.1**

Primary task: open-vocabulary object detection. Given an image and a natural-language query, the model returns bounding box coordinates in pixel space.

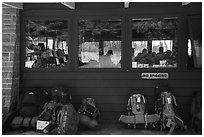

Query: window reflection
[78,19,122,68]
[187,16,202,68]
[132,17,178,68]
[25,20,68,69]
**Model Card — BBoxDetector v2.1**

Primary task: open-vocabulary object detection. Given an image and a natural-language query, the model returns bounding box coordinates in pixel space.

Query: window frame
[128,15,182,71]
[21,16,71,72]
[73,16,127,72]
[187,15,202,69]
[20,12,193,73]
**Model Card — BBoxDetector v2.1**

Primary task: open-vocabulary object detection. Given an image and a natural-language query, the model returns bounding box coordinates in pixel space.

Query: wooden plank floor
[4,122,200,135]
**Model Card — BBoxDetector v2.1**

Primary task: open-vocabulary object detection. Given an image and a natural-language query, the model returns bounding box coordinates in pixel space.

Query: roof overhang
[2,2,23,9]
[124,2,129,8]
[61,2,75,9]
[182,2,191,6]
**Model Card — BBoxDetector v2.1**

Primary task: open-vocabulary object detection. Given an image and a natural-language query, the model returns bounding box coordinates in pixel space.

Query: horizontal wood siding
[21,71,202,123]
[20,2,202,124]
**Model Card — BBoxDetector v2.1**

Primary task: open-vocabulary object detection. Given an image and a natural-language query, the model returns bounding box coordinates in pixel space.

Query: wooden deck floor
[4,122,200,135]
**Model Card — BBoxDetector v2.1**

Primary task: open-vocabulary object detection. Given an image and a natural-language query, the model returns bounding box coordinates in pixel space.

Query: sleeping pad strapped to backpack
[78,98,100,129]
[119,92,160,128]
[127,94,146,115]
[11,90,49,129]
[127,93,147,128]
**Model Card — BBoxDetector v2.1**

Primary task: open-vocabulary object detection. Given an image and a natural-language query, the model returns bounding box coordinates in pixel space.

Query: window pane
[132,41,148,58]
[78,19,122,68]
[132,17,178,68]
[25,20,68,69]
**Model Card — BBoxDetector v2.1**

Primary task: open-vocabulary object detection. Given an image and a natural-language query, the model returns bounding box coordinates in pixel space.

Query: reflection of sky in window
[80,41,121,65]
[81,42,99,63]
[78,19,122,68]
[152,40,173,53]
[104,41,121,64]
[188,39,192,56]
[132,41,147,56]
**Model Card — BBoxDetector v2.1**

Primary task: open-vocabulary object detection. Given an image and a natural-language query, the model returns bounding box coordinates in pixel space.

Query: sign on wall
[141,73,169,79]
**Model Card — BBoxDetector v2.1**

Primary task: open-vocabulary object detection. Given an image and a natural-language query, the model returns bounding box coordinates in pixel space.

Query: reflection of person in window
[26,37,35,54]
[164,50,174,65]
[134,48,148,63]
[146,51,155,66]
[99,50,116,68]
[132,48,135,61]
[156,47,165,59]
[154,47,165,64]
[38,43,46,52]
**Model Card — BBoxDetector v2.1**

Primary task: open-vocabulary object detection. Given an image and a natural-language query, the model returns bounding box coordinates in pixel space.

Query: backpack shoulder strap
[172,95,177,106]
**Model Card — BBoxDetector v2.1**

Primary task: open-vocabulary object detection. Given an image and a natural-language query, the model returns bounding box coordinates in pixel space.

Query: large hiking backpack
[57,103,79,135]
[127,93,146,115]
[11,90,49,129]
[155,90,177,118]
[161,92,177,117]
[78,98,100,120]
[50,87,71,104]
[125,93,148,128]
[38,88,79,135]
[78,98,100,129]
[37,100,63,133]
[155,90,187,134]
[19,90,49,117]
[38,101,62,122]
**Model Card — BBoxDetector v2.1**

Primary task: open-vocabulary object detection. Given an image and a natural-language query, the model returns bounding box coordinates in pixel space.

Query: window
[187,16,202,68]
[78,19,122,68]
[132,17,178,68]
[25,20,68,69]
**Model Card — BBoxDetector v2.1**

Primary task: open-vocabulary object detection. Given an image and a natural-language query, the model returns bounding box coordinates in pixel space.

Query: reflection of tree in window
[25,20,68,68]
[78,19,122,68]
[132,17,178,68]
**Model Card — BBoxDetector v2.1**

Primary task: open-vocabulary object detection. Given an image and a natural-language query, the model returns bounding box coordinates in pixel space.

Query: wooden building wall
[20,2,202,123]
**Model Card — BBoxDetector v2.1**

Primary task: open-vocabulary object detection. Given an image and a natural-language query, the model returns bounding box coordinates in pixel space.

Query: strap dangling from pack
[142,95,146,104]
[172,95,177,106]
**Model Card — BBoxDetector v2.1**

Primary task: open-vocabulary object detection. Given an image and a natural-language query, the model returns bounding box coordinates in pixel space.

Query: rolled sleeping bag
[11,116,24,129]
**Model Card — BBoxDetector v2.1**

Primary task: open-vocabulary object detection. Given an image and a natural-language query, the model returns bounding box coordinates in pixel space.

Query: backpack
[57,103,79,135]
[78,98,100,120]
[37,100,63,134]
[11,90,49,129]
[154,85,170,114]
[38,101,62,121]
[19,90,49,117]
[155,91,179,134]
[155,91,177,118]
[161,91,177,117]
[127,93,146,115]
[50,87,71,104]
